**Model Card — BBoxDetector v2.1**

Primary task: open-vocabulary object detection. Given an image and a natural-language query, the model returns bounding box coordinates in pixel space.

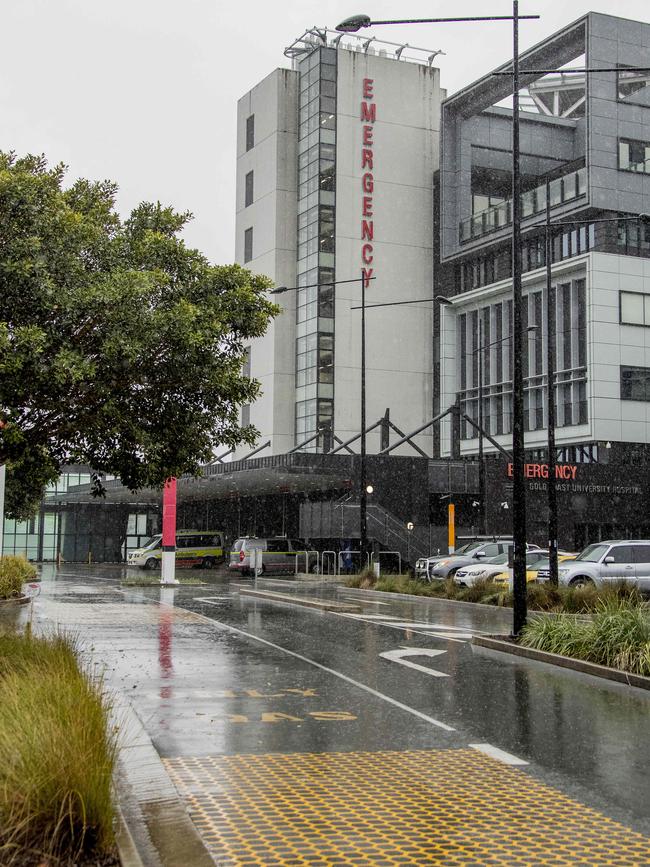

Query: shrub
[0,556,36,599]
[0,631,117,864]
[521,597,650,676]
[455,578,502,604]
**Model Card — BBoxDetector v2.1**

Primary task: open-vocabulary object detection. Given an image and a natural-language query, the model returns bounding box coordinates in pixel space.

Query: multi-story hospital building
[5,12,650,561]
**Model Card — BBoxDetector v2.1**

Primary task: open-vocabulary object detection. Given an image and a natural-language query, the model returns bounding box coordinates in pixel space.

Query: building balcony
[459,166,587,244]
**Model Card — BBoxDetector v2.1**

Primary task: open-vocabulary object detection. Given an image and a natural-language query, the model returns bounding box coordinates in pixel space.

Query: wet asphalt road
[21,565,650,838]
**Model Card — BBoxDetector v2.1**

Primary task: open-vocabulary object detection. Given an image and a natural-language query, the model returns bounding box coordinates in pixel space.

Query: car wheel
[570,575,593,588]
[145,558,159,570]
[203,557,217,569]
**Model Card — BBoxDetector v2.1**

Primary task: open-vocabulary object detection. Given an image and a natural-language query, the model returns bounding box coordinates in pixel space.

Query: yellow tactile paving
[165,749,650,866]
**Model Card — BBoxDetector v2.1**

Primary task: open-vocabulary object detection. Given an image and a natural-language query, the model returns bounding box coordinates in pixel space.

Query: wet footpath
[12,564,650,866]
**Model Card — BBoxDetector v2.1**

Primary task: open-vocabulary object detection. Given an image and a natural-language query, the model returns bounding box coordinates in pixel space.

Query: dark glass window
[607,545,635,564]
[246,115,255,151]
[245,171,254,207]
[244,227,253,263]
[621,366,650,401]
[619,138,650,173]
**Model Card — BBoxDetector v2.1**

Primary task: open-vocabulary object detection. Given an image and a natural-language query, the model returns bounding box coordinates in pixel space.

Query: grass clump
[0,631,117,864]
[521,596,650,676]
[0,556,37,599]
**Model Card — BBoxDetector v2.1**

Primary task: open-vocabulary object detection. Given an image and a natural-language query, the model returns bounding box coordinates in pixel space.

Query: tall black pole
[545,181,559,586]
[359,270,368,570]
[477,315,486,534]
[511,0,527,636]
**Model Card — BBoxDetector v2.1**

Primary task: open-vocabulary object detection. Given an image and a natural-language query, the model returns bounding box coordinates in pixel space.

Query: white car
[454,550,547,587]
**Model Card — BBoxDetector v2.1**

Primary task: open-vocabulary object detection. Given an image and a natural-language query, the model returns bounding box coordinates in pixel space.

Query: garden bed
[342,572,648,614]
[0,630,118,865]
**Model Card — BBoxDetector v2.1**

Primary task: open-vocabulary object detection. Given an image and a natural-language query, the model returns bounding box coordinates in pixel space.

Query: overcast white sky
[1,1,648,264]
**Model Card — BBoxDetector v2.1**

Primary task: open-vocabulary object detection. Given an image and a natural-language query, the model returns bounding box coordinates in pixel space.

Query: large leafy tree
[0,153,277,519]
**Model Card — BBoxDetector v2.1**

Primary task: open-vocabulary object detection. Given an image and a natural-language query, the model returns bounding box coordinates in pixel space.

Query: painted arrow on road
[379,647,448,678]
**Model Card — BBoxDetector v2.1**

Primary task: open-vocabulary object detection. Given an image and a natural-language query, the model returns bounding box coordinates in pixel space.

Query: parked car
[551,540,650,589]
[455,549,547,587]
[229,537,317,576]
[529,553,578,582]
[417,539,542,582]
[491,552,574,587]
[127,530,226,570]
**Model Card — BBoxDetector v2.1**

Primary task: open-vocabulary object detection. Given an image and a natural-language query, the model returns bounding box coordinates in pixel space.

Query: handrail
[373,550,402,575]
[321,550,339,576]
[295,550,319,576]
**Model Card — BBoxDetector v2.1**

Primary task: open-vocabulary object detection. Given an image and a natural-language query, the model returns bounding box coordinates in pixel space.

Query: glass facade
[457,278,587,440]
[2,469,157,562]
[294,45,337,451]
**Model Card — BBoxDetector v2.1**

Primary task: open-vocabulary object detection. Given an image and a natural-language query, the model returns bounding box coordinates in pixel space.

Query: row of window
[459,221,602,293]
[457,279,587,439]
[295,46,337,453]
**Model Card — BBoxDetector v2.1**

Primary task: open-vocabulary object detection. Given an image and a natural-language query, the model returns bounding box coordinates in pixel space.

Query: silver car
[555,540,650,589]
[417,539,515,582]
[229,537,317,576]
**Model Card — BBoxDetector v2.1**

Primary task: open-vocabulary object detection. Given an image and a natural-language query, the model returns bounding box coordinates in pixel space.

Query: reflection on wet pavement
[9,564,650,864]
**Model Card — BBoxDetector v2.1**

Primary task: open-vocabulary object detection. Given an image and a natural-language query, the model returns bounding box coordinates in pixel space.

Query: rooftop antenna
[428,49,446,66]
[362,36,376,53]
[395,43,409,60]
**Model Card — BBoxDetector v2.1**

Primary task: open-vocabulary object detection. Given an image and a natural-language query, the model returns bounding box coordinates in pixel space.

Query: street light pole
[359,269,368,570]
[477,314,486,535]
[336,5,536,633]
[545,180,559,587]
[510,0,527,637]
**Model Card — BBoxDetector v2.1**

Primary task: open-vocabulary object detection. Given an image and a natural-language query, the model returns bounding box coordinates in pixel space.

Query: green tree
[0,153,278,519]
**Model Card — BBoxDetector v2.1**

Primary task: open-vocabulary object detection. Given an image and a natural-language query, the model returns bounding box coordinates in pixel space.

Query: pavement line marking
[182,604,456,733]
[469,743,528,766]
[337,613,467,643]
[379,648,448,678]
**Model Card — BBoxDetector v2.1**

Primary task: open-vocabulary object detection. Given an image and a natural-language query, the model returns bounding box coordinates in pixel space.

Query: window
[618,67,650,102]
[618,138,650,174]
[631,545,650,563]
[620,291,650,326]
[621,366,650,401]
[245,171,254,207]
[244,227,253,263]
[607,545,635,564]
[246,114,254,151]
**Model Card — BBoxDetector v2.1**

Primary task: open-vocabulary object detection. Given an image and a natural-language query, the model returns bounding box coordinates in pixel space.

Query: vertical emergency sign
[160,478,179,585]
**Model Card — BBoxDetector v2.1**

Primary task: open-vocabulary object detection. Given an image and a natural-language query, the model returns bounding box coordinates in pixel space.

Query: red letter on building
[361,102,376,123]
[362,196,373,217]
[361,220,374,241]
[362,267,374,288]
[362,243,374,264]
[363,78,374,99]
[363,125,373,146]
[361,148,373,170]
[362,172,374,193]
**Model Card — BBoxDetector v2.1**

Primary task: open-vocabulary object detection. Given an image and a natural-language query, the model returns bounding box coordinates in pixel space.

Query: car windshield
[454,541,484,555]
[141,534,161,551]
[574,543,608,562]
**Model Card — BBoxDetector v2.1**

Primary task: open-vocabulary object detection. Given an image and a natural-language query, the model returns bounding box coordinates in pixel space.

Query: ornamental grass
[521,596,650,676]
[0,555,37,599]
[0,631,117,865]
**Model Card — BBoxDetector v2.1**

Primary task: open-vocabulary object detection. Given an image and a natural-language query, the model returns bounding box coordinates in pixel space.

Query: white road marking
[338,614,468,643]
[178,607,456,732]
[379,647,449,678]
[469,743,528,766]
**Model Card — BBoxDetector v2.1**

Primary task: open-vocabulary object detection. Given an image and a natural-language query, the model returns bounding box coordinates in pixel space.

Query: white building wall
[439,251,650,456]
[334,50,440,454]
[234,68,298,458]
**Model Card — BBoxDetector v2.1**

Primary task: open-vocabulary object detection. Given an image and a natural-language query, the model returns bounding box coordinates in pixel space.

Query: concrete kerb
[337,584,505,612]
[472,634,650,692]
[110,691,214,867]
